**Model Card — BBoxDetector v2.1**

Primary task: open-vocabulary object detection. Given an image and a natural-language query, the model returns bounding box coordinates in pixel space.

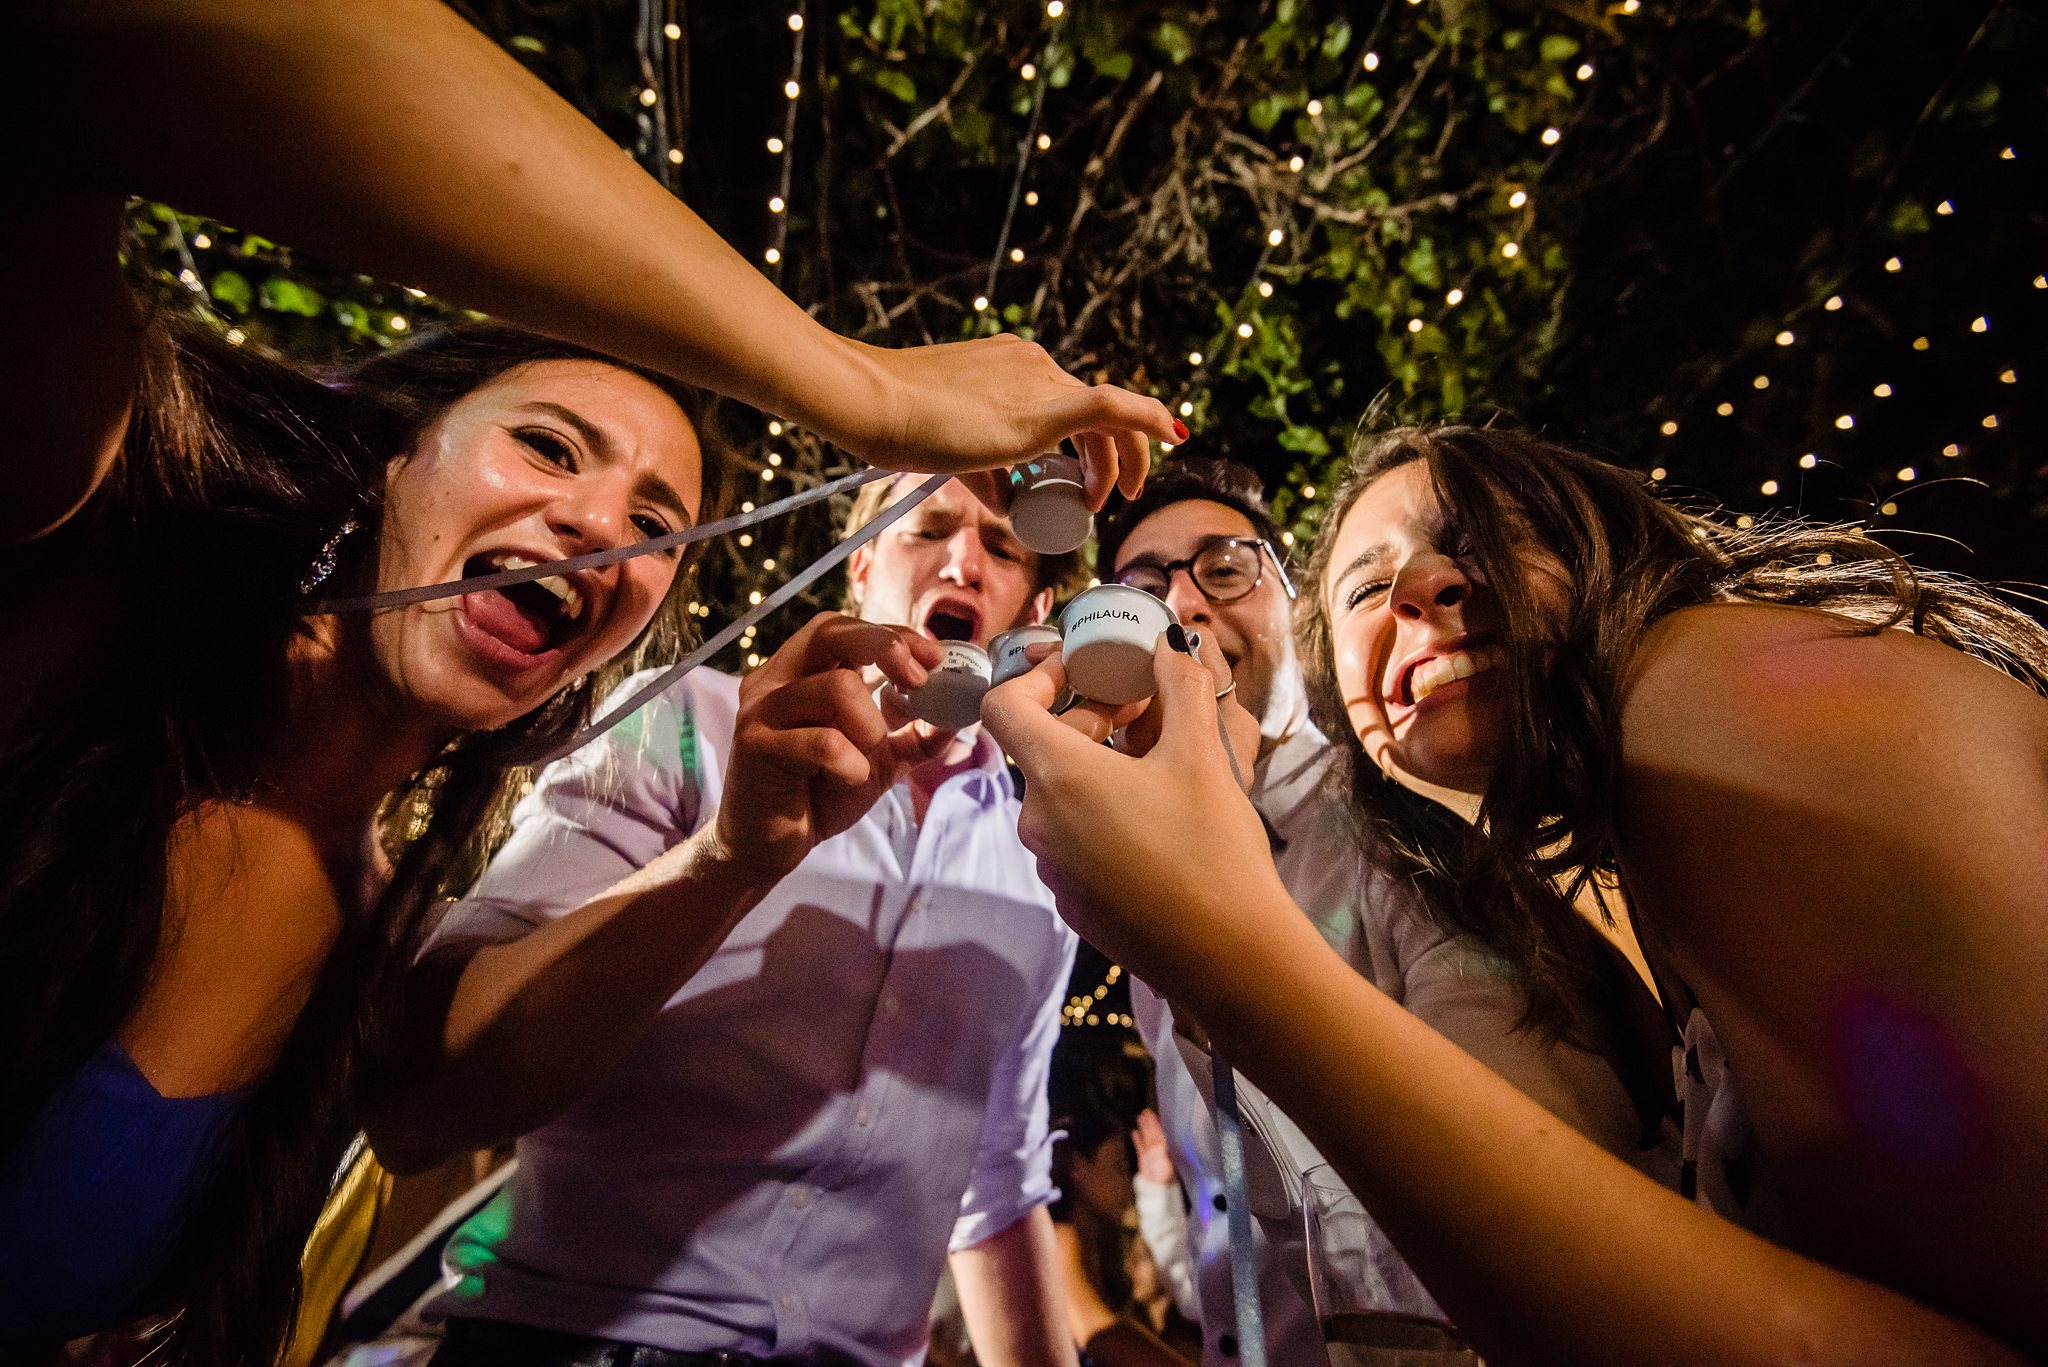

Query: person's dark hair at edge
[1092,455,1284,576]
[0,288,728,1363]
[1297,424,2048,1045]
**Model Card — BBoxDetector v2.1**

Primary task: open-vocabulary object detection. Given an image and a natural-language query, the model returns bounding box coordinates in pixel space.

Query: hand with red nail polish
[824,336,1179,515]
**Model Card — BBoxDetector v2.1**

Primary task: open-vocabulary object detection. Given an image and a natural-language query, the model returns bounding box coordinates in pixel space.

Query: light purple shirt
[421,669,1076,1365]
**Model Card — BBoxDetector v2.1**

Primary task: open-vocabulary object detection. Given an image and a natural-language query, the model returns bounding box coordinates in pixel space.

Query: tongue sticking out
[464,589,553,655]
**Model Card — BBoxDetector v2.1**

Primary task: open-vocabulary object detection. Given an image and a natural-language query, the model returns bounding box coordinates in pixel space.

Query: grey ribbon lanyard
[532,472,949,764]
[1204,650,1269,1366]
[310,466,893,613]
[311,462,948,766]
[1212,1052,1269,1367]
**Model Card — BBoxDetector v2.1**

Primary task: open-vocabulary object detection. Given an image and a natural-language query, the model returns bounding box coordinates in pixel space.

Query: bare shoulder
[1620,601,2048,778]
[1612,603,2048,1342]
[121,803,344,1096]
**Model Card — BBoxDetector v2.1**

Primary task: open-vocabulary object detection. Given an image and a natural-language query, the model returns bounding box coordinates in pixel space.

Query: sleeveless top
[1673,1007,1785,1238]
[0,1038,242,1346]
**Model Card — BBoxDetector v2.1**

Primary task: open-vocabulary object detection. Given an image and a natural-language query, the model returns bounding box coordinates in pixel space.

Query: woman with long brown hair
[984,425,2048,1362]
[2,2,1175,1358]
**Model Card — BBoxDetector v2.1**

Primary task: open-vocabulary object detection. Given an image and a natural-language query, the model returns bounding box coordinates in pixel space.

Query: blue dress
[0,1039,241,1346]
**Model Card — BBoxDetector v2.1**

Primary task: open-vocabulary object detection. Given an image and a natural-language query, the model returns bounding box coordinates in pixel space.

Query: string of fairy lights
[1009,0,1622,1023]
[1647,136,2032,529]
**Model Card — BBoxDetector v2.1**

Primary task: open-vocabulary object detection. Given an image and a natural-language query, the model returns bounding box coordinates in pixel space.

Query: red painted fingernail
[1171,419,1190,442]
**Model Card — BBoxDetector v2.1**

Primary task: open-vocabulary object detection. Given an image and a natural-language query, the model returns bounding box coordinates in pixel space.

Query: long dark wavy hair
[1298,424,2048,1042]
[0,304,728,1363]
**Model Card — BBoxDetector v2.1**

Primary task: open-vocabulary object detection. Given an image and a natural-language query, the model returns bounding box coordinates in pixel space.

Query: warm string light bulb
[664,21,682,39]
[1445,287,1464,305]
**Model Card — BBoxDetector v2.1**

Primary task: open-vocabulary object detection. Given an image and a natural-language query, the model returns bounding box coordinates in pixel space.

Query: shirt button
[791,1186,813,1210]
[855,1106,876,1128]
[779,1290,801,1312]
[1219,1332,1239,1356]
[878,993,902,1018]
[1213,1193,1228,1212]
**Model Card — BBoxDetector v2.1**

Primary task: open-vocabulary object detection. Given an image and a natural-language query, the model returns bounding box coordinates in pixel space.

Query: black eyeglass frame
[1109,534,1298,605]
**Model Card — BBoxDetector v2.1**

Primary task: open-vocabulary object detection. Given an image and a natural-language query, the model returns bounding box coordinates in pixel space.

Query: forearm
[370,827,786,1171]
[24,0,867,431]
[953,1208,1080,1367]
[1181,908,2022,1367]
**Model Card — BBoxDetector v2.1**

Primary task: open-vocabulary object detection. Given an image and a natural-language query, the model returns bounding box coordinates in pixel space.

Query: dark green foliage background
[128,0,2045,659]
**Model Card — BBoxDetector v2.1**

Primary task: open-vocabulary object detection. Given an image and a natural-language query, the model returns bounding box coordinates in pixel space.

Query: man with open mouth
[375,472,1085,1367]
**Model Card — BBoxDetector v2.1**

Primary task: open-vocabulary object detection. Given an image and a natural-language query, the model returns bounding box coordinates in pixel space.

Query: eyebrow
[523,400,694,529]
[1332,543,1393,588]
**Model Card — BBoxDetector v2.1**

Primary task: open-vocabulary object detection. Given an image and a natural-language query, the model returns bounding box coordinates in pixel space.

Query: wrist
[696,815,802,895]
[772,335,898,462]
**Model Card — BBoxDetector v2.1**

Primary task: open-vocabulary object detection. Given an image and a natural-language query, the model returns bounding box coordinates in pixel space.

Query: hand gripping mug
[1058,584,1178,705]
[988,623,1064,687]
[893,639,993,729]
[1006,453,1093,555]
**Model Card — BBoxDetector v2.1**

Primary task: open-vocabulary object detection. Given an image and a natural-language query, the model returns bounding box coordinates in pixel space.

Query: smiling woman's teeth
[1411,646,1506,703]
[487,553,584,621]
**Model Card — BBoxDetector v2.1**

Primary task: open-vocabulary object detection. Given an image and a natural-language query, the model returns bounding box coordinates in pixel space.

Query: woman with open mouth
[0,312,738,1360]
[984,425,2048,1363]
[2,1,1177,1360]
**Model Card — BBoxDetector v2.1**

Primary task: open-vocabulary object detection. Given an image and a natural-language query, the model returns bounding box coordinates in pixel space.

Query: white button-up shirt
[422,669,1076,1365]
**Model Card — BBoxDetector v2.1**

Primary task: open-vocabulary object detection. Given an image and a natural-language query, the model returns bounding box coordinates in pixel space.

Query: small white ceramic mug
[988,623,1064,687]
[1006,452,1093,555]
[1059,584,1178,705]
[893,639,992,729]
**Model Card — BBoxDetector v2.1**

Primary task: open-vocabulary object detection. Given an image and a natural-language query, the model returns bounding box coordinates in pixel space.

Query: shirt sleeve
[1380,887,1642,1159]
[420,670,727,958]
[1132,1174,1201,1322]
[948,922,1078,1252]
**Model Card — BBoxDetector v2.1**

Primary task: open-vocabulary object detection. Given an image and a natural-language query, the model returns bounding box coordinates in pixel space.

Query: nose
[547,474,632,551]
[1163,568,1212,628]
[1389,552,1470,622]
[938,528,986,588]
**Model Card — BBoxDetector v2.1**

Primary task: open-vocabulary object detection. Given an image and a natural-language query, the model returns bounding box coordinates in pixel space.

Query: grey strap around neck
[1209,696,1270,1366]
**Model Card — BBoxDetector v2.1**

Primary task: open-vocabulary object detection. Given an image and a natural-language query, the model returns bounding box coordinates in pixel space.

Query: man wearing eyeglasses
[1095,461,1656,1365]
